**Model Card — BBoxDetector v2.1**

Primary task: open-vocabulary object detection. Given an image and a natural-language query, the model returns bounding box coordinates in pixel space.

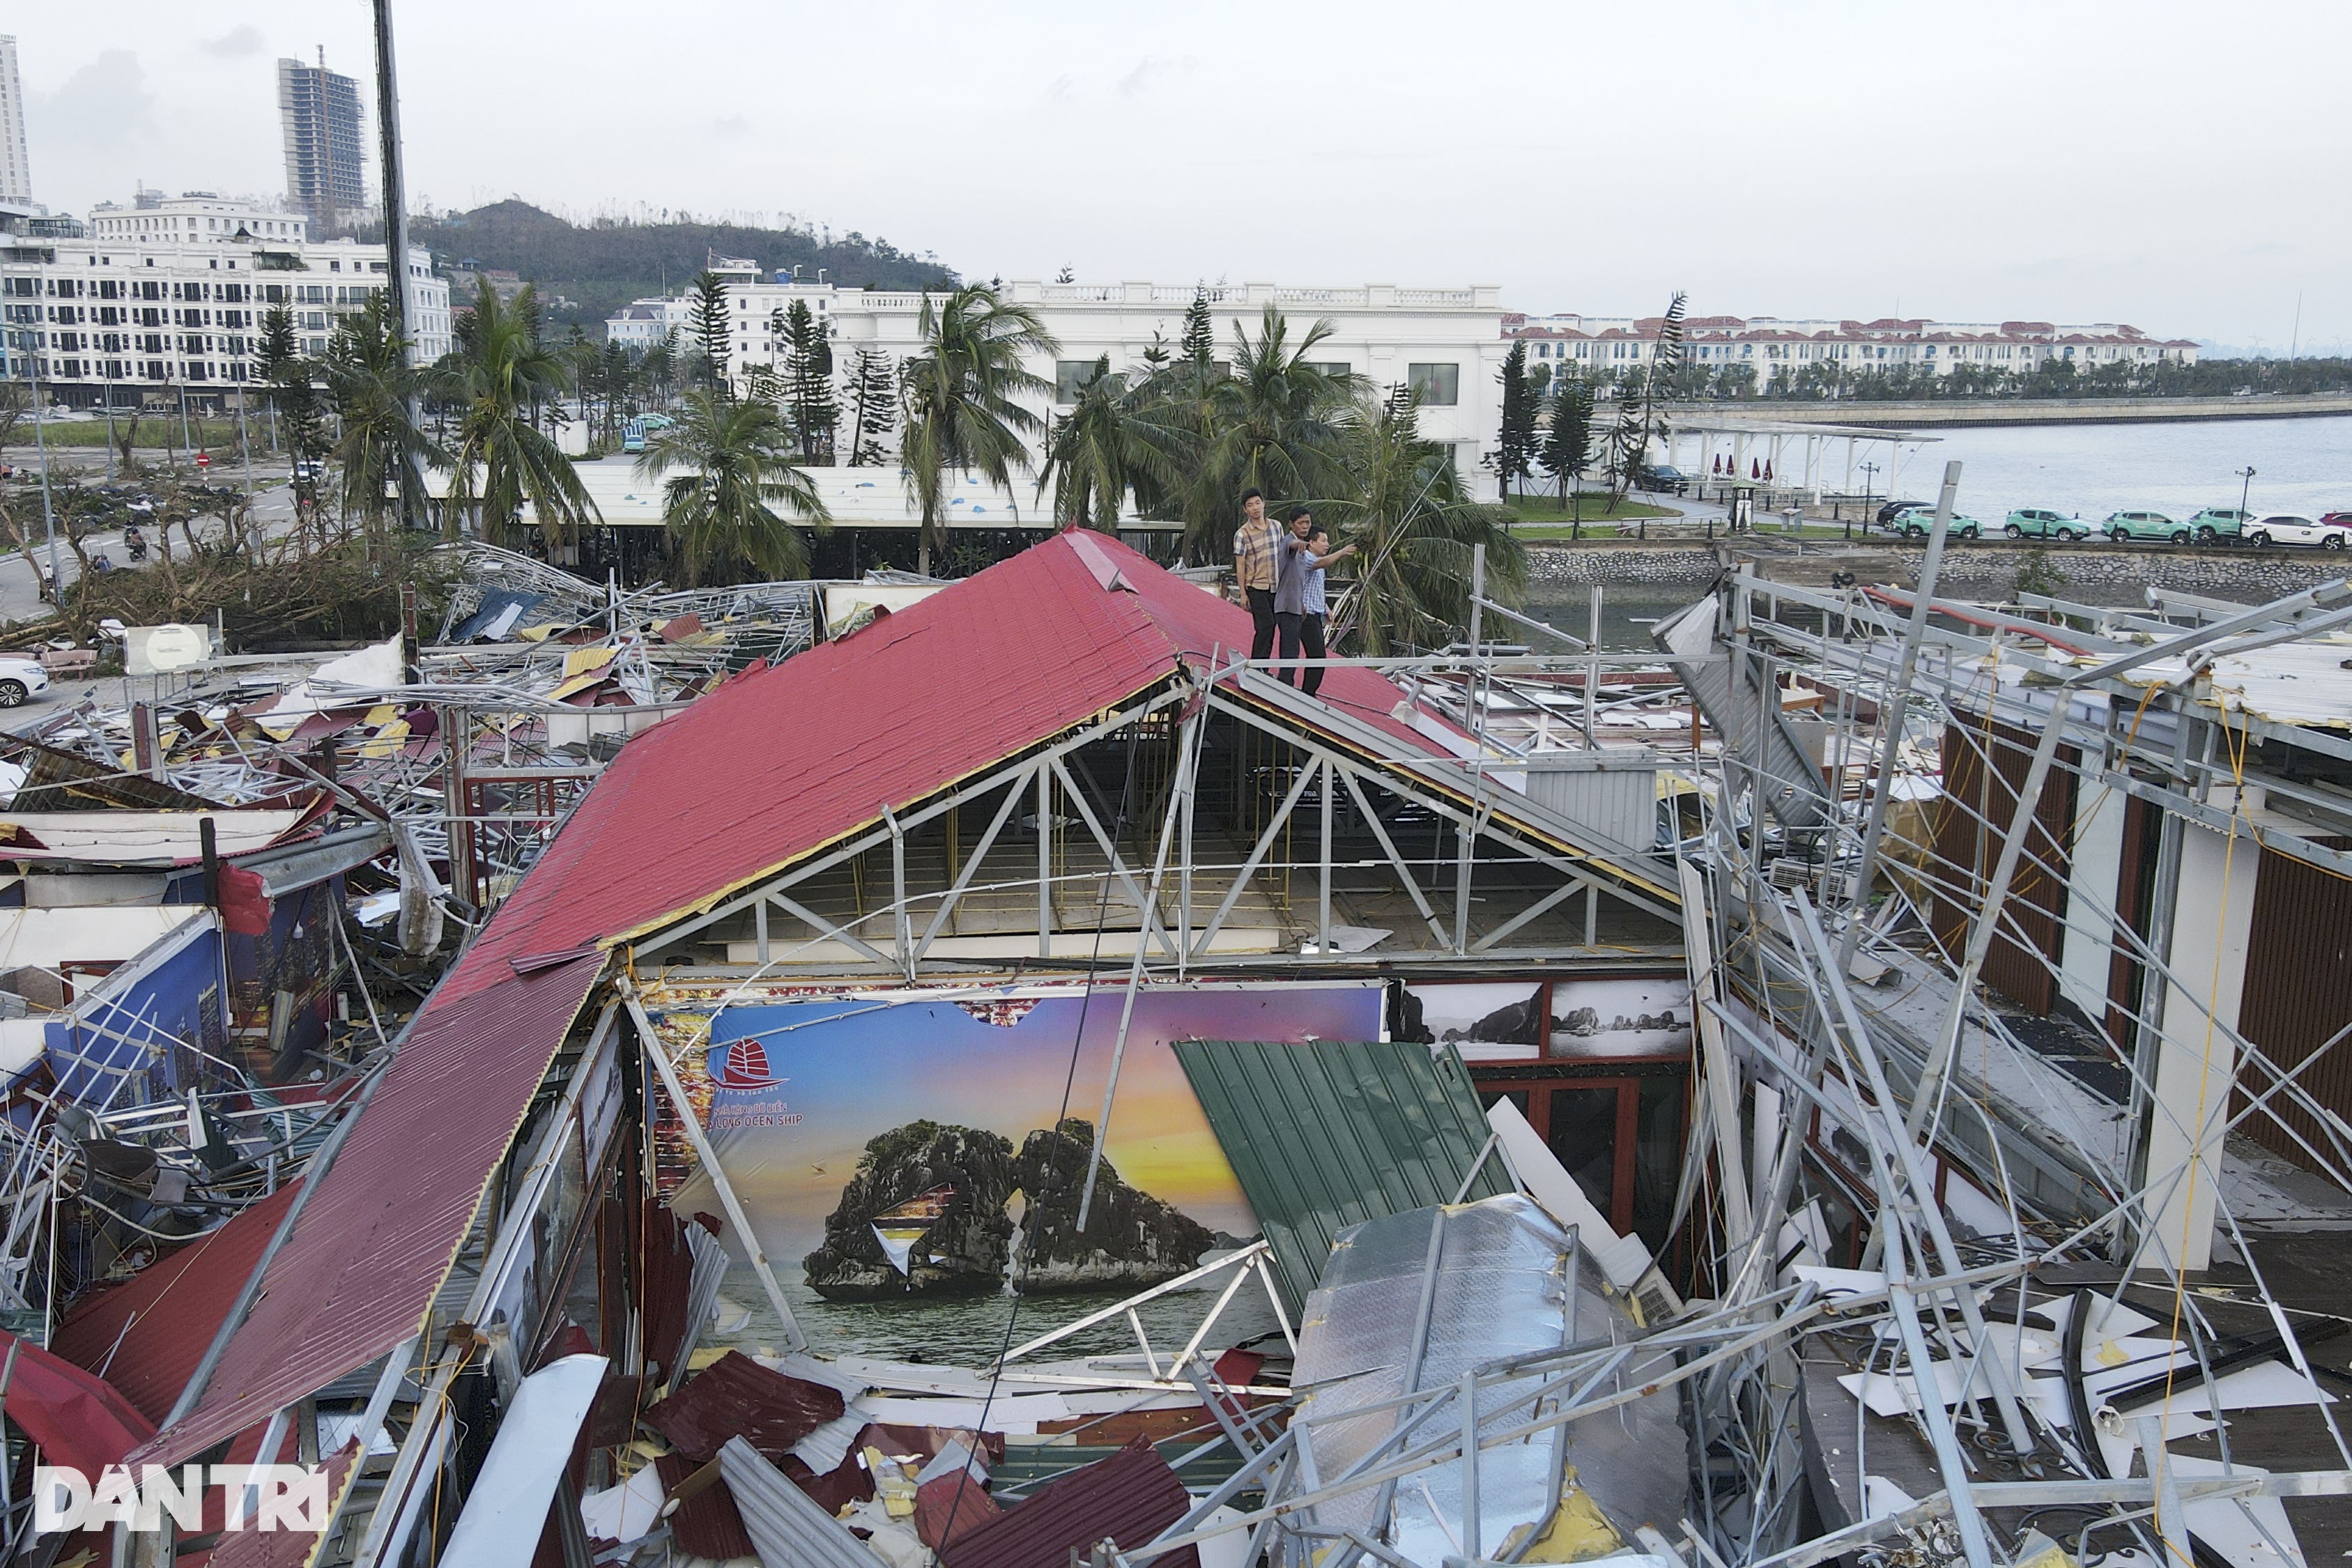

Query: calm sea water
[1864,413,2352,523]
[1523,415,2352,647]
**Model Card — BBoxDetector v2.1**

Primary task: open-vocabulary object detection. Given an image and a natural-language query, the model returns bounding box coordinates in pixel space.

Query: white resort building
[1,190,450,410]
[1507,312,2199,378]
[612,274,1512,501]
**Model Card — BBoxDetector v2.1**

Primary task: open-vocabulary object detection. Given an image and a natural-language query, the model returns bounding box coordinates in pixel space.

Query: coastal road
[0,455,302,624]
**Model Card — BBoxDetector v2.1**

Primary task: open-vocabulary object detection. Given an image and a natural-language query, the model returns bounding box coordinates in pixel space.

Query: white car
[0,658,50,708]
[2245,514,2352,550]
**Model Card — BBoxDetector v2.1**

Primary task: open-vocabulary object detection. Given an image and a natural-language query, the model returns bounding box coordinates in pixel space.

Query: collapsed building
[6,523,2352,1568]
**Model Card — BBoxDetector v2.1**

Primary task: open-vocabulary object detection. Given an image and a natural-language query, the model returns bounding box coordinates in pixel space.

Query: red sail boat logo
[714,1037,782,1090]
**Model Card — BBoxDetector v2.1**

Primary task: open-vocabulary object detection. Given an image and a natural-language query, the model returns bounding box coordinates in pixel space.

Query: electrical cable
[925,740,1144,1565]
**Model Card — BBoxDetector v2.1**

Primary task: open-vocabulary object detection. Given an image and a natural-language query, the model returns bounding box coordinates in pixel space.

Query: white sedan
[2245,513,2352,550]
[0,658,49,708]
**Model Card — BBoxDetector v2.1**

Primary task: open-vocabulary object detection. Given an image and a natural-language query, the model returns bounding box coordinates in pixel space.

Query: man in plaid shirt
[1231,488,1282,661]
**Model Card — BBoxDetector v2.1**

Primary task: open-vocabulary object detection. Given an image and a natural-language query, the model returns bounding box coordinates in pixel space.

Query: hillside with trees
[387,201,960,335]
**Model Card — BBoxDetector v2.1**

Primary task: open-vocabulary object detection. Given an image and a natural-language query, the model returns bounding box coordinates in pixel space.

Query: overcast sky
[13,1,2346,348]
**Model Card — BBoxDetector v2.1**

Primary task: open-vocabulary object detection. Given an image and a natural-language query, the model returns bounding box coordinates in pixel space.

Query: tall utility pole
[373,0,424,532]
[18,330,62,600]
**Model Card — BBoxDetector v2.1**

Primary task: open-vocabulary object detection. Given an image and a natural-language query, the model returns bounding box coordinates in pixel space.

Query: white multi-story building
[613,274,1511,498]
[1507,312,2199,379]
[603,298,691,352]
[2,191,450,409]
[0,36,30,208]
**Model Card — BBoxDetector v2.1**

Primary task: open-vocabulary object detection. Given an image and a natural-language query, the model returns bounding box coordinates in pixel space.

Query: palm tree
[637,390,830,585]
[321,291,440,537]
[1036,356,1185,530]
[431,279,595,547]
[1323,390,1525,655]
[1176,304,1362,562]
[899,284,1057,575]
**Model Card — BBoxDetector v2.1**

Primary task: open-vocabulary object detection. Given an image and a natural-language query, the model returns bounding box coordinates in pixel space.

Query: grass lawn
[13,417,254,450]
[1502,491,1677,523]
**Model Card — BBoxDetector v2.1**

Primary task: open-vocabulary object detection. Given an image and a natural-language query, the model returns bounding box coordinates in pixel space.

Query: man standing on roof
[1273,505,1356,693]
[1232,488,1282,663]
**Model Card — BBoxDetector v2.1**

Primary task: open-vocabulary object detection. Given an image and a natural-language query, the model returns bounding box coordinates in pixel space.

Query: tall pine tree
[1494,339,1537,497]
[845,347,897,468]
[778,300,839,465]
[1179,286,1215,365]
[256,305,325,513]
[689,269,733,397]
[1539,379,1594,502]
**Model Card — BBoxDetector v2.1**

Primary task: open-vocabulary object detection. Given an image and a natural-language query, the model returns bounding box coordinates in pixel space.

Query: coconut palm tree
[1323,390,1525,655]
[1036,357,1186,530]
[431,279,595,547]
[320,291,440,538]
[899,284,1057,575]
[637,390,830,585]
[1176,305,1363,562]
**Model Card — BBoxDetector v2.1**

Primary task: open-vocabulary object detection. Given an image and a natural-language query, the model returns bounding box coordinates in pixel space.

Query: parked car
[1633,464,1690,495]
[0,656,51,709]
[2004,508,2088,541]
[1875,499,1928,526]
[1882,505,1983,539]
[2244,514,2352,550]
[2185,507,2252,544]
[2103,510,2192,544]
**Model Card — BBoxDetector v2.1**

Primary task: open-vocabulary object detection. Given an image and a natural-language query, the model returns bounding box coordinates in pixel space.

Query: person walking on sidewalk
[1231,488,1282,663]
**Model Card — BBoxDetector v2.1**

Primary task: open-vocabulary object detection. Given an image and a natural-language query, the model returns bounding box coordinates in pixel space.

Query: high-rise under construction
[276,48,364,229]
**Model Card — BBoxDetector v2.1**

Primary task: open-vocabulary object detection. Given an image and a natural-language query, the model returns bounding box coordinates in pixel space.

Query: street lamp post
[2237,466,2256,520]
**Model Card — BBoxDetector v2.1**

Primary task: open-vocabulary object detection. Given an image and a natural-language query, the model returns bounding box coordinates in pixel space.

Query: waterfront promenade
[1654,391,2352,428]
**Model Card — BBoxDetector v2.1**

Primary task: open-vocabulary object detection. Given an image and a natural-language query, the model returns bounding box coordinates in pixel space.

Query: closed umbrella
[1751,459,1760,479]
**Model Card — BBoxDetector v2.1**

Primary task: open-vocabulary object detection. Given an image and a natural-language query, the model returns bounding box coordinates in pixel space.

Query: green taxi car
[2185,507,2252,544]
[2103,510,2192,544]
[2004,508,2088,541]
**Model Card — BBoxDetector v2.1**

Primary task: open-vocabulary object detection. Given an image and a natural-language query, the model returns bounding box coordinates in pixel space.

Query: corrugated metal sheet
[719,1434,889,1568]
[52,1181,300,1424]
[130,948,606,1468]
[941,1437,1198,1568]
[1930,718,2077,1015]
[1524,748,1662,850]
[656,1450,758,1560]
[445,532,1455,1002]
[201,1438,361,1568]
[0,1330,155,1475]
[643,1349,845,1463]
[1171,1038,1512,1309]
[2236,842,2352,1171]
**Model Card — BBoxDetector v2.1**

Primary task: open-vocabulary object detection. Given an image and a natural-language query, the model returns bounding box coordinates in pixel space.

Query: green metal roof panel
[1172,1038,1510,1311]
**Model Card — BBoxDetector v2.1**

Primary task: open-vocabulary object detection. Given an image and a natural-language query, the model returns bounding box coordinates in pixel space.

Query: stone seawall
[1525,540,2346,601]
[1525,547,1723,587]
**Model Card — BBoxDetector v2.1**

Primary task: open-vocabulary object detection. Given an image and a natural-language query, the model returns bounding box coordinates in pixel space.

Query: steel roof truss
[642,683,1189,958]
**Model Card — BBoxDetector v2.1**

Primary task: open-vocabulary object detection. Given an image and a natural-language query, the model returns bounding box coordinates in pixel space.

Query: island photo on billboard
[1549,975,1693,1059]
[1396,980,1546,1063]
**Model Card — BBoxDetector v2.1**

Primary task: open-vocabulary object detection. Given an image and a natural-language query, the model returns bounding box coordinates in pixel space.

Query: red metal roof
[0,1330,155,1475]
[444,530,1445,998]
[642,1348,846,1463]
[130,949,605,1468]
[942,1438,1199,1568]
[656,1450,759,1560]
[52,1181,300,1424]
[198,1438,360,1568]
